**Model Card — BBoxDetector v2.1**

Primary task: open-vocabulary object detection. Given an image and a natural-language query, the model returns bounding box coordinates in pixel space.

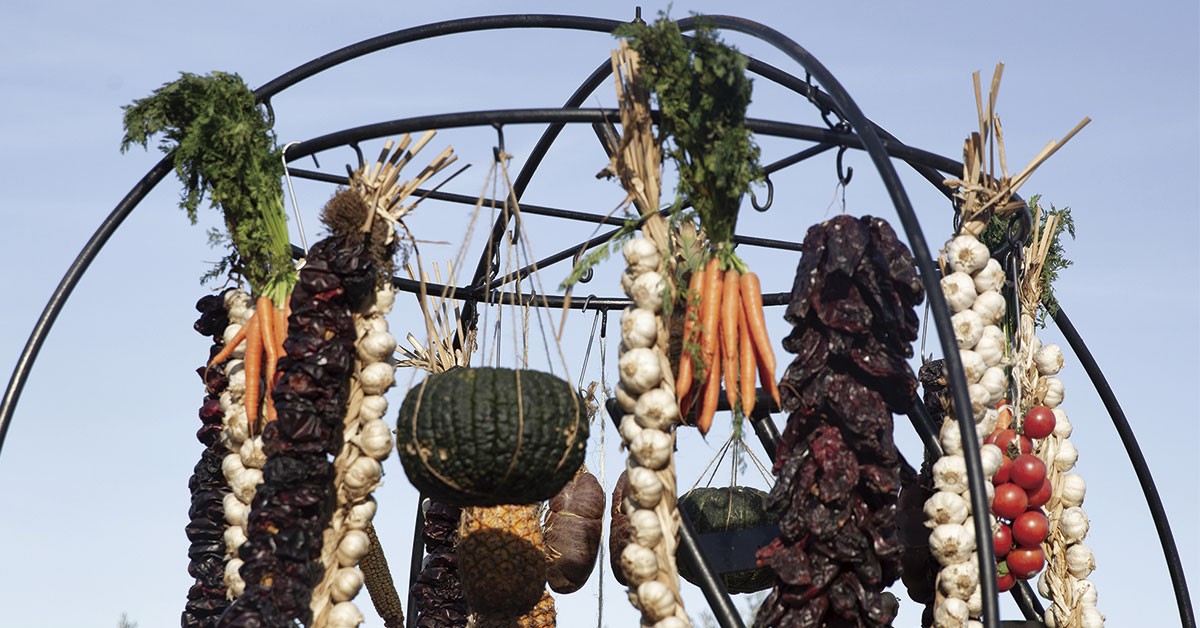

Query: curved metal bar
[1053,307,1195,628]
[697,15,1000,627]
[0,155,175,455]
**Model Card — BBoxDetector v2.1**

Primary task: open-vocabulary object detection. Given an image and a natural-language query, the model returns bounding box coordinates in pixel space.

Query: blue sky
[1,1,1197,627]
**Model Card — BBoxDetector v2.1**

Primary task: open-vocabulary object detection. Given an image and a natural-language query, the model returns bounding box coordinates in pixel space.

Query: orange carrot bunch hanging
[207,294,292,431]
[676,256,780,435]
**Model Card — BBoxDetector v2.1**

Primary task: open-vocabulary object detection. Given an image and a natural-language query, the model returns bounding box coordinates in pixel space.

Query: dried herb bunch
[756,215,924,628]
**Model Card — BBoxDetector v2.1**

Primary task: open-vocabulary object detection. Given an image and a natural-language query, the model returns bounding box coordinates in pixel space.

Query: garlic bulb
[654,618,690,628]
[973,332,1005,367]
[223,325,248,359]
[1035,344,1064,376]
[619,347,662,394]
[615,383,639,413]
[631,272,666,313]
[972,257,1005,293]
[630,429,672,470]
[239,436,266,469]
[331,567,365,603]
[225,558,246,598]
[637,580,677,622]
[1074,579,1099,608]
[1060,506,1090,543]
[1052,408,1072,438]
[337,529,371,567]
[634,388,680,431]
[358,362,395,395]
[371,285,395,315]
[952,309,984,349]
[222,453,246,483]
[620,543,659,585]
[968,384,991,418]
[975,409,998,443]
[929,523,976,565]
[941,272,978,312]
[979,444,1003,478]
[933,595,969,628]
[357,330,396,363]
[623,237,660,274]
[223,492,250,527]
[938,559,980,600]
[629,508,664,547]
[1037,570,1052,599]
[356,418,394,461]
[230,468,263,504]
[963,483,994,515]
[327,601,365,627]
[628,466,664,508]
[924,491,970,527]
[948,235,991,275]
[978,366,1006,405]
[345,499,377,531]
[1066,543,1096,579]
[1042,377,1065,408]
[960,350,986,383]
[343,457,383,493]
[1054,438,1078,471]
[1080,607,1105,628]
[940,420,964,456]
[359,395,388,422]
[620,414,645,444]
[224,525,248,554]
[967,584,983,616]
[622,307,659,349]
[980,324,1006,348]
[1060,473,1087,507]
[971,290,1006,326]
[933,455,969,494]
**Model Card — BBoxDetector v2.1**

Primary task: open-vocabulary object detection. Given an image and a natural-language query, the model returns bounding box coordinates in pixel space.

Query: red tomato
[1026,477,1053,509]
[1007,546,1045,580]
[1023,406,1056,439]
[993,521,1013,558]
[994,429,1032,460]
[984,428,1002,446]
[1011,510,1049,546]
[1010,454,1047,490]
[997,569,1016,592]
[992,457,1012,485]
[992,482,1029,520]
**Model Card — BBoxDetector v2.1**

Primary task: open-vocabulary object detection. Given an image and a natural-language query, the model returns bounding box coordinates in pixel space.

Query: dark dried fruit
[411,501,469,628]
[756,215,923,628]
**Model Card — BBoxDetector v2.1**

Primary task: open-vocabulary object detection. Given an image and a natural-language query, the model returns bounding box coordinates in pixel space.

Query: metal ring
[750,176,774,212]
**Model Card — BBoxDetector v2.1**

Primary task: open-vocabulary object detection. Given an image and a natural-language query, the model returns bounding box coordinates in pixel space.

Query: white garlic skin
[621,307,659,349]
[1035,344,1064,375]
[230,468,263,504]
[330,566,365,603]
[345,498,378,530]
[223,324,248,359]
[620,542,659,585]
[619,413,644,445]
[971,290,1006,326]
[370,286,395,315]
[967,583,983,616]
[637,580,677,622]
[1080,607,1105,628]
[357,330,396,364]
[1074,578,1099,608]
[968,383,991,419]
[929,523,976,566]
[224,492,250,527]
[225,558,246,598]
[619,347,662,394]
[948,235,991,274]
[222,453,246,483]
[615,383,639,413]
[960,350,986,383]
[634,387,680,431]
[327,601,365,628]
[941,272,978,312]
[978,366,1007,405]
[939,420,964,456]
[356,418,394,461]
[623,237,660,275]
[343,457,383,493]
[630,428,672,470]
[358,362,395,395]
[924,491,970,527]
[239,436,266,470]
[933,455,969,494]
[337,529,371,567]
[979,444,1003,478]
[1042,377,1065,408]
[973,332,1005,367]
[1054,438,1078,471]
[359,395,388,422]
[1059,473,1087,507]
[973,257,1005,293]
[653,618,690,628]
[1052,408,1072,438]
[938,559,980,600]
[1066,543,1096,579]
[224,408,250,447]
[631,271,666,313]
[224,525,248,554]
[952,309,985,349]
[1060,506,1090,543]
[629,508,664,548]
[933,595,970,628]
[627,466,664,508]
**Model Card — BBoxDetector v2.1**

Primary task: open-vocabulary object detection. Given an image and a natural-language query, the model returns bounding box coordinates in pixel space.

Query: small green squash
[396,367,588,507]
[678,486,778,594]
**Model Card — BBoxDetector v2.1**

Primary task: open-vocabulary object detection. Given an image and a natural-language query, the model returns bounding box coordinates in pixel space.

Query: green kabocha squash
[396,367,588,507]
[678,486,777,594]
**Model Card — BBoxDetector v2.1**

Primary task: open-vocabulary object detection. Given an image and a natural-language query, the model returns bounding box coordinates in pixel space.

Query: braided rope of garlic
[615,234,690,628]
[924,233,1010,628]
[307,283,398,628]
[1004,213,1102,628]
[217,288,266,600]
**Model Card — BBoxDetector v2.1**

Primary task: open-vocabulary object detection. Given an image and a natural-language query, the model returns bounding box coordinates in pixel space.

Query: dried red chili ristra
[757,215,923,628]
[410,502,469,628]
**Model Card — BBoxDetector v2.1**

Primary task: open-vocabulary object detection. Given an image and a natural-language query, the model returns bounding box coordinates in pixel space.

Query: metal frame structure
[0,12,1191,628]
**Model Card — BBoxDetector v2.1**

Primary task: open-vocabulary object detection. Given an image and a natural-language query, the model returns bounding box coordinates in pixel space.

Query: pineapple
[517,590,556,628]
[458,504,547,627]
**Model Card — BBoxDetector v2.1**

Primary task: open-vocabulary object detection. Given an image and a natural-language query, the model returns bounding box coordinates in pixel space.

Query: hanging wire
[281,141,311,257]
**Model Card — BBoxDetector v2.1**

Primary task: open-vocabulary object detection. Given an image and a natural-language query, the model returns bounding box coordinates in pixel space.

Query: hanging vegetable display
[543,468,605,594]
[182,294,234,628]
[677,486,777,593]
[755,215,924,628]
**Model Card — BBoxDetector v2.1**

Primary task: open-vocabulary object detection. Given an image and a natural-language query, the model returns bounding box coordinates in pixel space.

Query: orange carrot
[699,257,723,382]
[740,272,780,407]
[738,300,756,418]
[243,306,263,432]
[274,294,290,359]
[259,297,278,388]
[721,268,741,412]
[675,271,703,404]
[697,340,722,436]
[207,319,248,370]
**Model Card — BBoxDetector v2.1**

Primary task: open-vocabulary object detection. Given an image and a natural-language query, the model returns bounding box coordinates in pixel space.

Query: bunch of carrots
[208,295,292,432]
[676,257,781,435]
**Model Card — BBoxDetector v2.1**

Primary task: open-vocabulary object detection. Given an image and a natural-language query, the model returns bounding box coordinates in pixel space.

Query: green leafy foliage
[616,14,762,256]
[979,195,1075,326]
[120,71,294,301]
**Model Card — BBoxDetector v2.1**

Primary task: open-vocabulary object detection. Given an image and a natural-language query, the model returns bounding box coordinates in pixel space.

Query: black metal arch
[0,13,1190,628]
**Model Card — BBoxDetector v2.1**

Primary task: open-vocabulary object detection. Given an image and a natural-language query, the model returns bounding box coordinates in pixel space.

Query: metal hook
[261,98,275,129]
[581,294,596,313]
[572,247,594,283]
[991,203,1033,260]
[492,123,507,162]
[280,141,310,256]
[750,175,774,212]
[836,144,854,187]
[350,142,364,169]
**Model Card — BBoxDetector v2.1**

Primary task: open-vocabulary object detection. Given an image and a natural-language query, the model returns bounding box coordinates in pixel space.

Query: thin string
[596,310,608,628]
[280,141,310,256]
